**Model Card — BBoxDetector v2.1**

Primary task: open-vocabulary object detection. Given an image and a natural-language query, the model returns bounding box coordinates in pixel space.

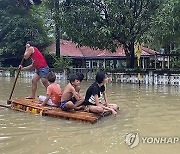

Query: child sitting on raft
[38,72,62,107]
[60,74,84,111]
[83,71,118,116]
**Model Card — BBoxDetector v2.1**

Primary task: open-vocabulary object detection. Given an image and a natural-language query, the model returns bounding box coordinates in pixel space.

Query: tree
[0,0,51,66]
[53,55,72,69]
[142,0,180,68]
[143,0,180,52]
[60,0,162,68]
[44,0,64,57]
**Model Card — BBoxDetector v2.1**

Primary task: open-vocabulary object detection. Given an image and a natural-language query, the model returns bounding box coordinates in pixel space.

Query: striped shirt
[84,82,105,106]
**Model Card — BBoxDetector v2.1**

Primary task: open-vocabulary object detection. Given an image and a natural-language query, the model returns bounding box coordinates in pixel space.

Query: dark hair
[69,75,80,83]
[96,71,107,84]
[47,72,56,83]
[77,73,84,82]
[26,41,36,47]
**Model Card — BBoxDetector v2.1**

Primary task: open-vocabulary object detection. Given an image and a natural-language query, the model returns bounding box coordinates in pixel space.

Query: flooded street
[0,77,180,154]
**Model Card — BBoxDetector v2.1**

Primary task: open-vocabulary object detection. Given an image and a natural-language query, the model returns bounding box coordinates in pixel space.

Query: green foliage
[52,55,72,69]
[43,0,65,39]
[59,0,162,68]
[171,46,180,68]
[171,58,180,68]
[142,0,180,68]
[143,0,180,49]
[0,0,51,60]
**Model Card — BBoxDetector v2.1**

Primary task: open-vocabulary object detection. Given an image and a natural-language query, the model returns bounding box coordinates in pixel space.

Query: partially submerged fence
[0,68,179,86]
[108,72,180,86]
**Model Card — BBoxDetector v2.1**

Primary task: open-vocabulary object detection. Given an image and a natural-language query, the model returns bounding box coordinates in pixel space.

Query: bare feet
[112,110,117,117]
[26,96,35,99]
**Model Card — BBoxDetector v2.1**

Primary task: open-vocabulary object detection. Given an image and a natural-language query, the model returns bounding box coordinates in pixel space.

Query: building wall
[85,59,127,69]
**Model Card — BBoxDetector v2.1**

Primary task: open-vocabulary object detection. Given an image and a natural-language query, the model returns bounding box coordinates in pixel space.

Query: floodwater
[0,77,180,154]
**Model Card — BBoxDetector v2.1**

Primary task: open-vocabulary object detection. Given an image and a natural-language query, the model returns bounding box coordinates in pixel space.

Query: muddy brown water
[0,77,180,154]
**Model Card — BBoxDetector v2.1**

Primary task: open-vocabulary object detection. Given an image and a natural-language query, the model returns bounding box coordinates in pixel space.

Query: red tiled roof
[47,40,156,58]
[48,41,83,57]
[142,46,158,55]
[79,46,126,57]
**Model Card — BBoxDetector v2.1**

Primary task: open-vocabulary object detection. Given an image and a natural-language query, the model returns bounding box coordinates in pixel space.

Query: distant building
[48,40,159,69]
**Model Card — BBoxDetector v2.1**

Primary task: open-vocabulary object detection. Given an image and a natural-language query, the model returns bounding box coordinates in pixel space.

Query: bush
[52,55,72,69]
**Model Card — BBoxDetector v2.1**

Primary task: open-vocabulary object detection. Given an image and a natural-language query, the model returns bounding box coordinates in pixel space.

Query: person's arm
[24,47,34,59]
[19,47,34,71]
[71,87,81,101]
[103,92,109,106]
[20,63,33,71]
[94,94,104,107]
[94,94,115,112]
[41,94,50,106]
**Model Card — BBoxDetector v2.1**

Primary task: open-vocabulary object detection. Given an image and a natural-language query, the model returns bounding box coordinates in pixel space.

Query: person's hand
[104,102,109,107]
[19,65,23,70]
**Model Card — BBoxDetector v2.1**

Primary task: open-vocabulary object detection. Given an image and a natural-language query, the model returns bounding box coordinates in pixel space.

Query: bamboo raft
[8,98,112,124]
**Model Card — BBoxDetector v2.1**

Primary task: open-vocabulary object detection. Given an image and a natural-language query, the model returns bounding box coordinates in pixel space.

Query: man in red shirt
[20,41,49,99]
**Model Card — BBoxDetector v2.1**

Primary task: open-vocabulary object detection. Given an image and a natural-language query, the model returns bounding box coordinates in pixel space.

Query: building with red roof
[48,40,159,69]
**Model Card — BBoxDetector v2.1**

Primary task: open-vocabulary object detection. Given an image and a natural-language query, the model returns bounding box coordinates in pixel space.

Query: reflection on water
[0,77,180,154]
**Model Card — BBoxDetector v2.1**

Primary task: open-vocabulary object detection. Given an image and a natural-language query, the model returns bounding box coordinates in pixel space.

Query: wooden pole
[7,58,24,104]
[137,58,141,88]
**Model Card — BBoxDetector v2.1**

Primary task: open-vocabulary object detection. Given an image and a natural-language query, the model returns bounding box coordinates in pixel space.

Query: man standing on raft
[19,41,49,99]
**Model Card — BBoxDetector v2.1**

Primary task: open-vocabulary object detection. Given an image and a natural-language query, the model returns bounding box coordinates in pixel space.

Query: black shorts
[70,97,77,103]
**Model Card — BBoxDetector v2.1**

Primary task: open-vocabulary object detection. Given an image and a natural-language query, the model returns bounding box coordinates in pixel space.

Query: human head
[96,71,109,84]
[77,73,84,82]
[26,41,36,48]
[47,72,56,83]
[69,75,80,86]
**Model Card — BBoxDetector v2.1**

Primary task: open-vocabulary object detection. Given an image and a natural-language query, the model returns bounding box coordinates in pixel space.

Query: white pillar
[104,59,106,69]
[142,57,145,69]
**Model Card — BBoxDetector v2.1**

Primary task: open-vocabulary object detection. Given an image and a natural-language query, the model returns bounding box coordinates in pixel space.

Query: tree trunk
[55,0,60,57]
[123,44,130,68]
[128,42,135,68]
